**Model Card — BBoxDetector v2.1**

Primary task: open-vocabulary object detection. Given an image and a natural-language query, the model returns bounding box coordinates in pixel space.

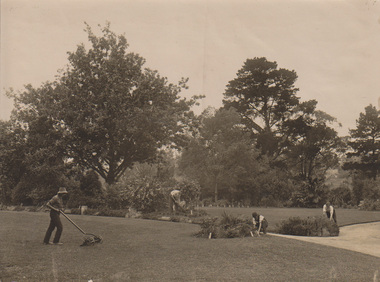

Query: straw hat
[58,187,68,194]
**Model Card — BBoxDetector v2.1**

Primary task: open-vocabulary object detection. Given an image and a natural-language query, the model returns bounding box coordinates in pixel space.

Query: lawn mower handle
[60,210,86,235]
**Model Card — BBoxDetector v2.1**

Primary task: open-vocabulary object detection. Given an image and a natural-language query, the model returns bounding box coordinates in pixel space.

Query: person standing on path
[323,202,337,224]
[43,187,68,245]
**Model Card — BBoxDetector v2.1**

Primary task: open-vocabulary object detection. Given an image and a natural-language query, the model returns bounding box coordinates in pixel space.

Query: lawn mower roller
[60,210,103,246]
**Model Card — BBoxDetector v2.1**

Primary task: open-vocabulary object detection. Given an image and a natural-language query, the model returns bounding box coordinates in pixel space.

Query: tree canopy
[7,23,199,185]
[223,57,299,155]
[344,104,380,179]
[179,108,265,202]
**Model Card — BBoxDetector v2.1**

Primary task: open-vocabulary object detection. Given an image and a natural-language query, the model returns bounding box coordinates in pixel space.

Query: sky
[1,0,380,136]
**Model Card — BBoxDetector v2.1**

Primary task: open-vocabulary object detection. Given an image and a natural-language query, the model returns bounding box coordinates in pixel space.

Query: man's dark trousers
[43,210,63,244]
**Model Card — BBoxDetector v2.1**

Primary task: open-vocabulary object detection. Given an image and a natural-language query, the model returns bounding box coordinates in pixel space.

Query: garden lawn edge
[268,221,380,258]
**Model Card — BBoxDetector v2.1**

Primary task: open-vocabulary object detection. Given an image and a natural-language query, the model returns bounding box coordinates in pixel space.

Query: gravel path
[269,222,380,258]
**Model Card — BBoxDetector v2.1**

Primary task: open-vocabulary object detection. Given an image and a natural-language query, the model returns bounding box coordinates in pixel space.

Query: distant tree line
[0,23,379,211]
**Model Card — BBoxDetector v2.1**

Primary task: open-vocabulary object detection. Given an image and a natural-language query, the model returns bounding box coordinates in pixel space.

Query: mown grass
[1,210,380,281]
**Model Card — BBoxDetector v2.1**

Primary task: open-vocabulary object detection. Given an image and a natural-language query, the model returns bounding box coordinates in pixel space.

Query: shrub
[329,184,353,207]
[175,179,201,207]
[215,199,229,207]
[195,212,253,239]
[359,199,380,211]
[70,208,81,215]
[96,208,128,217]
[201,198,213,207]
[289,180,328,208]
[259,196,284,208]
[114,180,168,213]
[277,216,339,237]
[13,205,25,211]
[66,189,106,209]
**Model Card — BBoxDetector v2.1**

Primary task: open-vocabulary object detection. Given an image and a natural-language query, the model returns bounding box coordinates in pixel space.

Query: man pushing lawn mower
[43,187,68,245]
[43,187,102,246]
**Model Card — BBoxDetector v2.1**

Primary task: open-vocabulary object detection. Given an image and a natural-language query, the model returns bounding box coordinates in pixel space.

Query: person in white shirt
[169,189,185,213]
[252,212,268,236]
[323,202,337,223]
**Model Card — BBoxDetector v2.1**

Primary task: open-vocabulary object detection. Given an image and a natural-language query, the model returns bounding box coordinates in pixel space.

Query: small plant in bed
[276,216,339,237]
[195,212,253,239]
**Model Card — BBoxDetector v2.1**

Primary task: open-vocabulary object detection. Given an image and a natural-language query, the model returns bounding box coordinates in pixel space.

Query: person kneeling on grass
[252,212,268,236]
[43,187,68,245]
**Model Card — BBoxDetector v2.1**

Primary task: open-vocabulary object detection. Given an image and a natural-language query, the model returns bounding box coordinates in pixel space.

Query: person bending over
[323,202,337,223]
[252,212,268,236]
[169,189,185,213]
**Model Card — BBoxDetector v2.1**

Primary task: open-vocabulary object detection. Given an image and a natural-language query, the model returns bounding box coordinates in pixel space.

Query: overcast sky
[1,0,380,136]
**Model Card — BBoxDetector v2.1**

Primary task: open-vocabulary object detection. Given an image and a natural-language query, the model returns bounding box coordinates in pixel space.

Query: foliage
[66,170,105,209]
[94,207,128,217]
[283,100,341,184]
[0,121,27,204]
[141,209,208,224]
[66,189,105,209]
[359,199,380,211]
[7,23,200,185]
[223,57,299,155]
[70,207,128,217]
[195,212,253,238]
[174,179,201,207]
[329,184,353,207]
[344,104,380,179]
[221,58,340,206]
[277,216,339,236]
[214,199,230,207]
[79,170,103,197]
[258,196,284,208]
[113,162,170,212]
[243,166,294,206]
[350,174,380,206]
[289,179,328,208]
[0,117,71,205]
[179,108,265,202]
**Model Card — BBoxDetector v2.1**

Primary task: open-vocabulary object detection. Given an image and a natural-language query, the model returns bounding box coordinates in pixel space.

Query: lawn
[1,209,380,281]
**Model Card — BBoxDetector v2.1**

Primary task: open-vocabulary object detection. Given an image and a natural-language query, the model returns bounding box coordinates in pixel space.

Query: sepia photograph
[1,0,380,281]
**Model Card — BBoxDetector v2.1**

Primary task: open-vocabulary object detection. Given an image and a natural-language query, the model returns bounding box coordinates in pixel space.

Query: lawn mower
[60,210,103,246]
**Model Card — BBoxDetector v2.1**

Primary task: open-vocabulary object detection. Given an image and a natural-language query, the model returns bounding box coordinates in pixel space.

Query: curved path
[269,222,380,258]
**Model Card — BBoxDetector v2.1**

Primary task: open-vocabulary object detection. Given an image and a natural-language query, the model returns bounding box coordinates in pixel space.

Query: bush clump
[195,212,253,239]
[277,216,339,237]
[359,199,380,211]
[69,207,127,217]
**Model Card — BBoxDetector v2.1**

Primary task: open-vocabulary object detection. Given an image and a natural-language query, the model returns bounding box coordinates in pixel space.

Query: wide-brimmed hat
[58,187,68,194]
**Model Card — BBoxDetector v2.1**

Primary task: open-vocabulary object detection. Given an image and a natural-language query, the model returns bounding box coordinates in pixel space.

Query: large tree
[178,108,264,202]
[8,23,198,185]
[283,100,341,181]
[0,114,67,204]
[283,100,341,207]
[343,104,380,179]
[223,57,299,155]
[0,121,26,204]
